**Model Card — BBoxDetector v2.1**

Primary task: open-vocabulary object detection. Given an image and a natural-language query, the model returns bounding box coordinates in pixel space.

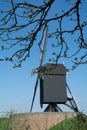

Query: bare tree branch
[0,0,87,69]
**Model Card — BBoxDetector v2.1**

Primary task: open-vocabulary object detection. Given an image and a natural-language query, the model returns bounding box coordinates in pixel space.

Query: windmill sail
[30,26,48,112]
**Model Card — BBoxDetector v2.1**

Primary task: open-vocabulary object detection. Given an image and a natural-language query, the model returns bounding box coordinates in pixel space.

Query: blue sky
[0,0,87,116]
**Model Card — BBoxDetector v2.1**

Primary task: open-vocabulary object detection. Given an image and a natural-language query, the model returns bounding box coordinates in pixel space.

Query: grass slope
[49,114,87,130]
[0,118,10,130]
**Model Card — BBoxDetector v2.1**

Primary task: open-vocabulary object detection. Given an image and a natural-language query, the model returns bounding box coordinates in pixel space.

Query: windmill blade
[30,26,48,112]
[39,26,48,66]
[30,76,39,112]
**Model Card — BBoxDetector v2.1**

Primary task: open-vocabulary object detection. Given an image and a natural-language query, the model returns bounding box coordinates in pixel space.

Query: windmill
[30,25,79,113]
[30,25,48,112]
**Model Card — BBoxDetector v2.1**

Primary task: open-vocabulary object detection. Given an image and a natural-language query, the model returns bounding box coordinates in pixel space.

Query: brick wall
[9,112,77,130]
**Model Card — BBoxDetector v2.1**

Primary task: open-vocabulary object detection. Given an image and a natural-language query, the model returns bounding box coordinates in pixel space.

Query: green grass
[49,114,87,130]
[0,118,10,130]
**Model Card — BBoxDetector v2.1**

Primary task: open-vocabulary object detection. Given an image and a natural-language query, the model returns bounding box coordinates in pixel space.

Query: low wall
[9,112,77,130]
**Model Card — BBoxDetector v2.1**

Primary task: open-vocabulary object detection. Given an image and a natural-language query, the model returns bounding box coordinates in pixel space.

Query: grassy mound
[0,113,87,130]
[49,113,87,130]
[0,118,10,130]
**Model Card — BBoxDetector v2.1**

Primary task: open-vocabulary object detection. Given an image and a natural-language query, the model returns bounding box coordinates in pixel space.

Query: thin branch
[10,0,17,24]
